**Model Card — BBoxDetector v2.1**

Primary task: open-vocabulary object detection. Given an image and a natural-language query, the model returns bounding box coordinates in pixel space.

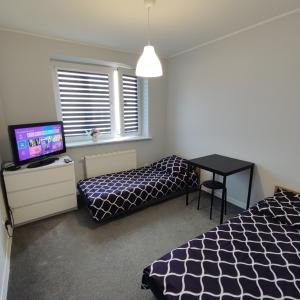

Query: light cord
[147,6,150,45]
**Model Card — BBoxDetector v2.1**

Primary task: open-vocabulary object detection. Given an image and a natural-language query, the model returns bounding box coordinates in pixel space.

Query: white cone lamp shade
[136,45,163,78]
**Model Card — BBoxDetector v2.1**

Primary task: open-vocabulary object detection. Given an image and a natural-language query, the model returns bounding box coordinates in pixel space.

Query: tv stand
[27,157,59,169]
[3,155,77,226]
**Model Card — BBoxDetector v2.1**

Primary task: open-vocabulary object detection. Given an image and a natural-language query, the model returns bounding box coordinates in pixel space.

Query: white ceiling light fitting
[136,0,163,78]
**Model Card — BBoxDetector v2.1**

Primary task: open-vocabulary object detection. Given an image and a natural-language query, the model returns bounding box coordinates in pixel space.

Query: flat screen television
[9,121,66,167]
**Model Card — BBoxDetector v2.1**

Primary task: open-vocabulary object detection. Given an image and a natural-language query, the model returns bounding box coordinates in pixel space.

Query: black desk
[186,154,254,224]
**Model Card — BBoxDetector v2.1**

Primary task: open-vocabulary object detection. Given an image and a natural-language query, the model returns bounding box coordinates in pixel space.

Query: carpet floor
[8,192,242,300]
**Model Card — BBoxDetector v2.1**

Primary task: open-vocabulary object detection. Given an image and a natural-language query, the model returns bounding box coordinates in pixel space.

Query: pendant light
[136,0,163,78]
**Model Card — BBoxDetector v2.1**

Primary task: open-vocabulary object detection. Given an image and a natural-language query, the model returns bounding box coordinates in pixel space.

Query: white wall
[0,30,167,181]
[0,155,10,300]
[166,11,300,207]
[0,96,11,300]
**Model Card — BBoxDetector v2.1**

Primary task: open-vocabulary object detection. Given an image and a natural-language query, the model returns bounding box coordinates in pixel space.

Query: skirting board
[0,235,12,300]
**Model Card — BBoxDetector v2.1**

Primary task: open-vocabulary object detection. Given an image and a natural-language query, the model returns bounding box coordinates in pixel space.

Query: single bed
[142,186,300,300]
[78,155,199,222]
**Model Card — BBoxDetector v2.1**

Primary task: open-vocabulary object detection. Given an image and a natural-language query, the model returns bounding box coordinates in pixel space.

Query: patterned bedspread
[78,164,198,222]
[142,191,300,300]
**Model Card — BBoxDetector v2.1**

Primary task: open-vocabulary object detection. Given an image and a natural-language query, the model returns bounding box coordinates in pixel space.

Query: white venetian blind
[122,74,139,133]
[57,69,112,136]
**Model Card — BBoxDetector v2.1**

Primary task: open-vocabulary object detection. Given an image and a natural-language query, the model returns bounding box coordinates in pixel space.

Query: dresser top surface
[3,155,73,176]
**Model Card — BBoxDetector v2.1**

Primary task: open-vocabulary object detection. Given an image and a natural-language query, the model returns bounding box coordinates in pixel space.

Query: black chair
[197,180,227,220]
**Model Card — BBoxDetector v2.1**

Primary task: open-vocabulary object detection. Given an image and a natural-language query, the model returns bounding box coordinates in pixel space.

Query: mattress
[142,200,300,299]
[78,166,198,222]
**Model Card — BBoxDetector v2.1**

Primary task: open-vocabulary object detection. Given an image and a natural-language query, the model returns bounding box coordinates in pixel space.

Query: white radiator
[84,149,137,178]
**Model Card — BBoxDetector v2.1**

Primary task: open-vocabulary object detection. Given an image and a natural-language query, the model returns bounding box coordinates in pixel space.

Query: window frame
[52,60,148,145]
[118,68,143,137]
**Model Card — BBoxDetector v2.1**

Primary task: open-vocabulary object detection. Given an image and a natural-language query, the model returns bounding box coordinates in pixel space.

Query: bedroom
[0,0,299,299]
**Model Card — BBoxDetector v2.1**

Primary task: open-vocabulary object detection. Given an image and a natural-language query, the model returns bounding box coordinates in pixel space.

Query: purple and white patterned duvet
[78,164,198,222]
[142,190,300,300]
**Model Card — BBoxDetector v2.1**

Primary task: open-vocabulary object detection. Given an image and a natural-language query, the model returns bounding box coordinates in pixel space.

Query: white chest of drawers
[3,156,77,226]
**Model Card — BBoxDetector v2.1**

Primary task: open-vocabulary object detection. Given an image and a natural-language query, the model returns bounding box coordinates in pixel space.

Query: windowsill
[66,135,152,149]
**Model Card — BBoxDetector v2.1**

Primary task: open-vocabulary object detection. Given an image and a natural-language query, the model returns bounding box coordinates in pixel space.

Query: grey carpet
[8,192,241,300]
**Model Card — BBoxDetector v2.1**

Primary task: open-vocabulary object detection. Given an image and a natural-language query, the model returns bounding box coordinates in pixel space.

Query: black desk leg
[210,173,216,219]
[186,164,190,206]
[246,166,254,209]
[220,176,227,224]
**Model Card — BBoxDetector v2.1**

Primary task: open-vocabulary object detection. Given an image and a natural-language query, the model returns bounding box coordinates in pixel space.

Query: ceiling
[0,0,299,57]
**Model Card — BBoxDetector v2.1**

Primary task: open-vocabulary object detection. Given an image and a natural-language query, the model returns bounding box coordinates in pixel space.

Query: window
[121,74,140,134]
[53,62,148,144]
[56,69,112,136]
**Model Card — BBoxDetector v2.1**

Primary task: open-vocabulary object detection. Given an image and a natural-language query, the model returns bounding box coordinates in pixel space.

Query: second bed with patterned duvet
[142,188,300,300]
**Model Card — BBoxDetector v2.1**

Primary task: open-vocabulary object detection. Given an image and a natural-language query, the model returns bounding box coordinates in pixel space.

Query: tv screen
[9,121,66,165]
